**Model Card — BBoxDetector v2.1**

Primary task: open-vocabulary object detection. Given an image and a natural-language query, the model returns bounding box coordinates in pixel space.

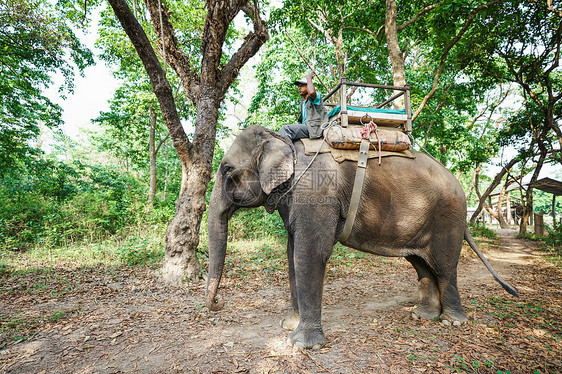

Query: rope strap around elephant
[339,138,370,242]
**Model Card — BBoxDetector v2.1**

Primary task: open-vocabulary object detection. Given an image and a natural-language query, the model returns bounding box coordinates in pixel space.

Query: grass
[469,225,499,240]
[220,236,288,284]
[0,308,79,344]
[0,224,168,272]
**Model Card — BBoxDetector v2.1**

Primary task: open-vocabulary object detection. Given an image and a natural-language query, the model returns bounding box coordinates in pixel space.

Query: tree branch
[107,0,191,163]
[144,0,200,103]
[397,2,443,32]
[156,132,170,155]
[343,26,382,39]
[470,152,523,223]
[307,12,346,76]
[220,0,269,94]
[467,85,510,132]
[529,0,562,18]
[413,0,501,120]
[200,0,247,91]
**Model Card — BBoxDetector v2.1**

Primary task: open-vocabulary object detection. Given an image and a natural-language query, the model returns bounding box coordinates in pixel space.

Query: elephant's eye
[222,164,233,175]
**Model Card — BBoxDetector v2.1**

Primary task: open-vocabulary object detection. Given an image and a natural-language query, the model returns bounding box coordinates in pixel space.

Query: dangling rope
[158,0,167,75]
[360,115,382,165]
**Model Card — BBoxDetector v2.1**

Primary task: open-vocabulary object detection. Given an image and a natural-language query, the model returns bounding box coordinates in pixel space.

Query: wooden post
[488,196,493,225]
[534,212,544,236]
[553,195,557,227]
[506,192,512,226]
[404,84,412,132]
[340,77,348,128]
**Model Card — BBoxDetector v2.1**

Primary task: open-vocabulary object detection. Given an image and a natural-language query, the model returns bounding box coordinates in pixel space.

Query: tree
[93,83,177,208]
[465,0,562,232]
[95,7,194,209]
[0,0,93,175]
[107,0,269,282]
[249,0,508,174]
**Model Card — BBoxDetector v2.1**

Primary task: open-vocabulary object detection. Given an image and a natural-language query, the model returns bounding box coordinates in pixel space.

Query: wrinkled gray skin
[206,125,518,349]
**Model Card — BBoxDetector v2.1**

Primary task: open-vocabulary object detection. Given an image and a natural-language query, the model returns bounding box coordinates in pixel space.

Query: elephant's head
[206,126,294,311]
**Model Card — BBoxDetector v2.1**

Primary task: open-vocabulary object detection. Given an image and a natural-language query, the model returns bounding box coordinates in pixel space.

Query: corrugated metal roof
[531,177,562,196]
[489,177,562,197]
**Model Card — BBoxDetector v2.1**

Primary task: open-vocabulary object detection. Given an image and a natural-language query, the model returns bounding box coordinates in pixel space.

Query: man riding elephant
[279,72,329,141]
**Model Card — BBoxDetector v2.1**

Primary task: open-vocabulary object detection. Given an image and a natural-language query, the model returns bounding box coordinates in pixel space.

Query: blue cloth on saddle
[327,105,407,118]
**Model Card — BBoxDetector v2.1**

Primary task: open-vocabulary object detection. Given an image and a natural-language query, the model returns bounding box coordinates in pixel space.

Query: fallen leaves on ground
[0,232,560,373]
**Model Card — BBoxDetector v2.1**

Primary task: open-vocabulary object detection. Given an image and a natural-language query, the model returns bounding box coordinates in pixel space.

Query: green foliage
[0,158,148,250]
[469,224,498,240]
[544,225,562,252]
[116,237,163,266]
[451,355,495,373]
[227,207,286,240]
[532,189,562,217]
[0,0,93,175]
[248,0,522,173]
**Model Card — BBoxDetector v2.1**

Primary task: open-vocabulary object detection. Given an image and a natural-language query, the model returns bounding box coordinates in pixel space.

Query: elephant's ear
[258,135,294,195]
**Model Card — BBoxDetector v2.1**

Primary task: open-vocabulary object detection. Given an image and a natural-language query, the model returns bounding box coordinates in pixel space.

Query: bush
[469,224,498,240]
[227,207,286,240]
[0,159,147,250]
[116,236,163,266]
[544,224,562,250]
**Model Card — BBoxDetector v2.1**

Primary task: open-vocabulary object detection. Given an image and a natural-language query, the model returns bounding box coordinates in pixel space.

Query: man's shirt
[301,95,322,124]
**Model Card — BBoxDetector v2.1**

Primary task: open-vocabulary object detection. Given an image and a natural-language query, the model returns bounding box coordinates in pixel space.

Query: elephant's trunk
[206,176,229,311]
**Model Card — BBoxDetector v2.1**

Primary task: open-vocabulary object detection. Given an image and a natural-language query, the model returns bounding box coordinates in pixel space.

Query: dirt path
[1,231,561,373]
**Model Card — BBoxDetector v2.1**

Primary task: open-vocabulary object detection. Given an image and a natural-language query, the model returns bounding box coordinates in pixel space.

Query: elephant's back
[364,149,466,208]
[293,141,466,208]
[293,142,467,253]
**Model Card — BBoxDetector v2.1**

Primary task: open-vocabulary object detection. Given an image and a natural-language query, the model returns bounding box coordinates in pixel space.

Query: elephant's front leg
[289,229,333,349]
[281,232,300,331]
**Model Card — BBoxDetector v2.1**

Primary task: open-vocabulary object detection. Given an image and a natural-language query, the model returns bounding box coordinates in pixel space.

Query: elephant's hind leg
[427,228,468,325]
[406,255,441,320]
[436,270,468,325]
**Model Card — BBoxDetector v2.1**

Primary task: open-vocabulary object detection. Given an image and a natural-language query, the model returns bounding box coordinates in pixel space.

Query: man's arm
[306,71,317,101]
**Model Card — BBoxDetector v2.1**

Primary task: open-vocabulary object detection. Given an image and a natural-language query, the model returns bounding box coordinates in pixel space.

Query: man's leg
[279,124,309,141]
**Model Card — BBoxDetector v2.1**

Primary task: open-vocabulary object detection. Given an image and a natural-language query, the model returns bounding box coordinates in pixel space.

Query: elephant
[205,125,518,349]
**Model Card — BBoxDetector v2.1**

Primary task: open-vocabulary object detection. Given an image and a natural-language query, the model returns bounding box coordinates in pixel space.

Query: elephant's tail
[464,225,519,297]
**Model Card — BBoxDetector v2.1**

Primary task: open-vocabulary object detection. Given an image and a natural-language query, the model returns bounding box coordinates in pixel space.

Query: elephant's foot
[280,311,299,331]
[288,325,325,350]
[411,304,440,321]
[439,308,468,326]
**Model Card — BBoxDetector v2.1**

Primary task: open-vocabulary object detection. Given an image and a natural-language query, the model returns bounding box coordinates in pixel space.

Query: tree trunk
[148,105,157,209]
[519,145,547,234]
[496,184,509,229]
[385,0,406,109]
[470,155,521,223]
[161,93,219,283]
[161,161,208,282]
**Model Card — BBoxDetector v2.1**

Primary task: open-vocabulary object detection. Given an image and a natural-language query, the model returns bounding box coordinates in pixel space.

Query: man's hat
[293,78,307,86]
